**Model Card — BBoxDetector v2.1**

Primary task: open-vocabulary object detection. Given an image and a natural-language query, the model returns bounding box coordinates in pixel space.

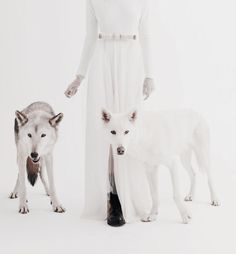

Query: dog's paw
[184,195,193,202]
[53,205,66,213]
[211,199,220,206]
[181,211,192,224]
[141,213,157,222]
[9,192,18,199]
[19,204,29,214]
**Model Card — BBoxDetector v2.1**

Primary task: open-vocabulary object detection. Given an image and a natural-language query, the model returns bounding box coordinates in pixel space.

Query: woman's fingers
[65,86,78,98]
[143,78,155,100]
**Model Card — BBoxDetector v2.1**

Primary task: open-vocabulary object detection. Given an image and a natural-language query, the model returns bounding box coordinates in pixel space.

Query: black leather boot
[107,192,125,227]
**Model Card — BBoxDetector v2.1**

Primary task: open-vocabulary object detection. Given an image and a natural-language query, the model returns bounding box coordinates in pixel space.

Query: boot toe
[107,214,125,227]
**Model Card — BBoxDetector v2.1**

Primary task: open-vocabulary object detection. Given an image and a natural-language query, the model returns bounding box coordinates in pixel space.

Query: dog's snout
[31,152,39,159]
[117,146,125,155]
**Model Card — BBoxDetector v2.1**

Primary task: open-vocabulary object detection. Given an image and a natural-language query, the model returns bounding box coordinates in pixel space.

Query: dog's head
[101,109,138,156]
[15,110,63,163]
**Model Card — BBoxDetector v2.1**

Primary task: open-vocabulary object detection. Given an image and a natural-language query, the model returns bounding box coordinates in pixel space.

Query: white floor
[0,162,235,254]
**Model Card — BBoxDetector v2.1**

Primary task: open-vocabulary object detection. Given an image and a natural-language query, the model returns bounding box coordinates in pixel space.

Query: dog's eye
[41,134,46,138]
[111,130,116,135]
[124,130,130,135]
[28,133,32,138]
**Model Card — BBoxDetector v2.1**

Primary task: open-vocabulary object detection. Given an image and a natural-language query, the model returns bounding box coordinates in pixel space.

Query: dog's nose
[31,152,38,159]
[117,146,125,155]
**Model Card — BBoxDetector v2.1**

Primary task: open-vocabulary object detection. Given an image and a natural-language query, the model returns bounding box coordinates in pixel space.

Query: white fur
[10,102,65,214]
[102,109,220,224]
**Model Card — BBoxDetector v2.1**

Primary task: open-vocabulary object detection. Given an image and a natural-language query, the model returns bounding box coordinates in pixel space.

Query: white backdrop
[0,0,236,253]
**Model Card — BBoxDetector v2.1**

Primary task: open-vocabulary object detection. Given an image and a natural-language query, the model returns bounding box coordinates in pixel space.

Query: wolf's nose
[117,146,125,155]
[31,152,38,159]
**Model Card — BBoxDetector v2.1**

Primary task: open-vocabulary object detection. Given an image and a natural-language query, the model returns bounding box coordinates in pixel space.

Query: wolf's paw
[181,211,192,224]
[141,213,157,222]
[211,199,220,206]
[184,195,193,202]
[9,192,18,199]
[53,205,66,213]
[19,204,29,214]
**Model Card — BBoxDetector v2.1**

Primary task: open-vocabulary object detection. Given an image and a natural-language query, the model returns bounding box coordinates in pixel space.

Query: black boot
[107,192,125,227]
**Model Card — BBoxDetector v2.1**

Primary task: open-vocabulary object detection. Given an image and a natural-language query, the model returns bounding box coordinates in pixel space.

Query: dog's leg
[181,151,196,202]
[45,153,65,213]
[9,174,20,199]
[169,161,191,224]
[141,167,159,222]
[18,154,29,214]
[39,158,50,196]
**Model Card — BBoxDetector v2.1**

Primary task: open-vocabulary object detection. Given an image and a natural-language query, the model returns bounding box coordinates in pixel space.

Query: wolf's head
[101,109,138,156]
[15,110,63,163]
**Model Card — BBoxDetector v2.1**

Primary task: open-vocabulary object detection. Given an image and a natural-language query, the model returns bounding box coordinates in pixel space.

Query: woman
[65,0,155,226]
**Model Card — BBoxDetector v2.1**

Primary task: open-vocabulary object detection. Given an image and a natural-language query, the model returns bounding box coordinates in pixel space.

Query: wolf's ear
[15,110,28,126]
[49,113,63,127]
[101,109,111,123]
[128,110,138,123]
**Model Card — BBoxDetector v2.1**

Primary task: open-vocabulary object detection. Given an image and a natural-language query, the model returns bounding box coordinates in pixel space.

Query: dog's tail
[192,117,210,173]
[26,157,39,186]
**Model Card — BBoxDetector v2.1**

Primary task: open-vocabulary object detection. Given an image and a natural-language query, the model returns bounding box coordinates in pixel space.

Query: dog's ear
[15,110,28,126]
[49,113,64,127]
[128,110,138,123]
[101,109,111,123]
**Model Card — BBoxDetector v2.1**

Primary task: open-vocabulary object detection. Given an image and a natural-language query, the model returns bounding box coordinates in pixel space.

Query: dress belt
[98,33,137,40]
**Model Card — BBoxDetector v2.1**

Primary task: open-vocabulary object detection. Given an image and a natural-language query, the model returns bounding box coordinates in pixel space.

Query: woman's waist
[98,32,139,41]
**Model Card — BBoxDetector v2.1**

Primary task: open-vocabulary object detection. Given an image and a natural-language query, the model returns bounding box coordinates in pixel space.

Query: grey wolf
[10,102,65,214]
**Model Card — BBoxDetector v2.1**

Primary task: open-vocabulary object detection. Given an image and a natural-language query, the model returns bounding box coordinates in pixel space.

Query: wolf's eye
[41,134,46,138]
[124,130,130,135]
[28,133,32,138]
[111,130,116,135]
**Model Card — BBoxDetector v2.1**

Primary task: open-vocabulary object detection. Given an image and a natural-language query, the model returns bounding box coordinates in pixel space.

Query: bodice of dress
[92,0,144,34]
[77,0,153,78]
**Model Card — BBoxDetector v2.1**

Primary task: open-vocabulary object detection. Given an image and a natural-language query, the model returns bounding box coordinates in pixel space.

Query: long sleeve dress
[78,0,153,222]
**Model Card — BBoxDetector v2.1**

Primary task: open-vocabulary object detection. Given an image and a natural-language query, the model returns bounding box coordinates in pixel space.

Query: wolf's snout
[117,146,125,155]
[31,152,39,159]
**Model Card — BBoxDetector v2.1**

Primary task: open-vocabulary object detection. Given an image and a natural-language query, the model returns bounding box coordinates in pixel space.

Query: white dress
[77,0,153,222]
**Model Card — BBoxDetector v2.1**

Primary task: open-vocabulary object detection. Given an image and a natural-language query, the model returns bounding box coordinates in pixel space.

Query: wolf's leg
[169,160,191,224]
[194,147,220,206]
[45,153,65,213]
[181,151,196,202]
[18,154,29,214]
[148,167,159,216]
[9,174,20,199]
[39,158,50,196]
[193,121,219,206]
[141,167,159,222]
[206,169,220,206]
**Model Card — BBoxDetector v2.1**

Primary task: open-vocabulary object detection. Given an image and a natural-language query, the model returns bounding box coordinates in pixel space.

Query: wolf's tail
[26,157,39,186]
[192,117,210,173]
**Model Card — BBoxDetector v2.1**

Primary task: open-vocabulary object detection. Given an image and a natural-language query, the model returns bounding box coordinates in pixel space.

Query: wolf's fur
[10,102,65,214]
[102,109,220,224]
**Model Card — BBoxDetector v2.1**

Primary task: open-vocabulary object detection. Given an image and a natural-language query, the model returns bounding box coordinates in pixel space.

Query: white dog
[101,109,220,223]
[10,102,65,214]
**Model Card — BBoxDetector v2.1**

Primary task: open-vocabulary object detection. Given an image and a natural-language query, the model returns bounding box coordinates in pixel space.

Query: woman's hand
[65,75,84,98]
[143,78,155,100]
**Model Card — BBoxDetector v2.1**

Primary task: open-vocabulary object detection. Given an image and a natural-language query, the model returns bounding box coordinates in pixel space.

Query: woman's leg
[107,146,125,226]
